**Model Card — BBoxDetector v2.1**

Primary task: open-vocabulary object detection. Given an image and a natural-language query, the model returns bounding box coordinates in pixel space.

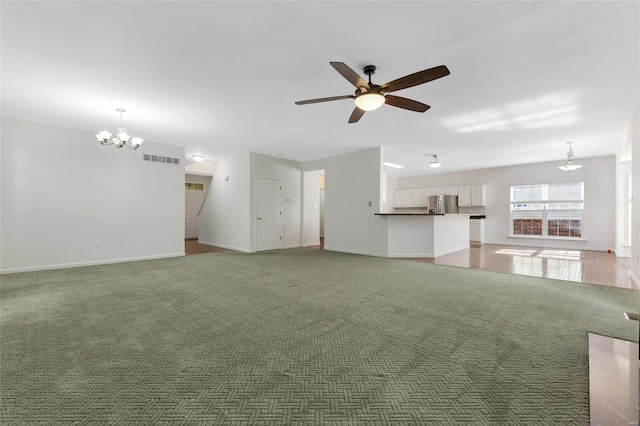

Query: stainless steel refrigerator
[427,195,459,214]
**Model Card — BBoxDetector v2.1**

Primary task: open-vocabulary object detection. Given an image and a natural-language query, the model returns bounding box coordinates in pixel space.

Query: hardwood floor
[184,240,228,255]
[415,244,635,290]
[188,238,635,290]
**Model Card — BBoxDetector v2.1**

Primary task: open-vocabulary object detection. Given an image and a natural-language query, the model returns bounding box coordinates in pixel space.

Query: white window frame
[510,182,584,239]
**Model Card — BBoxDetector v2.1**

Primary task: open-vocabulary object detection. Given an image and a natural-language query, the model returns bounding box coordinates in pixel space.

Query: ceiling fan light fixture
[192,155,205,162]
[354,92,385,111]
[429,155,441,168]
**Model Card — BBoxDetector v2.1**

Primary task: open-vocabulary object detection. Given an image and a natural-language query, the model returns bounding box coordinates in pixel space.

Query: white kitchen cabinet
[410,188,424,207]
[393,189,408,207]
[470,219,485,243]
[394,189,423,207]
[444,186,459,196]
[458,186,470,206]
[431,187,445,195]
[458,185,486,206]
[471,185,486,206]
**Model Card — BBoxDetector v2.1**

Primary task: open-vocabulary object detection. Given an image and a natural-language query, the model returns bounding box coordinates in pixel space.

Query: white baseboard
[300,242,321,248]
[386,245,469,259]
[485,240,609,252]
[323,246,388,258]
[282,244,302,249]
[631,272,639,289]
[197,241,253,253]
[435,245,471,257]
[0,252,185,275]
[387,252,434,259]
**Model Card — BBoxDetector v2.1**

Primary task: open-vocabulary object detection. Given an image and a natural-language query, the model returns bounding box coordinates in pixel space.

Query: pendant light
[559,141,582,172]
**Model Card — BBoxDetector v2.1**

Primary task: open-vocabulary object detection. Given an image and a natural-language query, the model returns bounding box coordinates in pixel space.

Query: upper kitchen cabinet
[394,188,427,207]
[458,185,486,206]
[444,186,459,196]
[411,189,428,207]
[393,189,411,207]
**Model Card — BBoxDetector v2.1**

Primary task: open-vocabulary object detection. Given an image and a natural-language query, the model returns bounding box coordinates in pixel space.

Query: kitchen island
[375,213,470,258]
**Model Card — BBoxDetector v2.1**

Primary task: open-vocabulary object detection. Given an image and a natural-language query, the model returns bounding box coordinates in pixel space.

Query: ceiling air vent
[143,153,179,165]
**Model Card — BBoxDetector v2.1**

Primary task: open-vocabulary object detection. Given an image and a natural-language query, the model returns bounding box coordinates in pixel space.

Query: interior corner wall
[301,169,322,247]
[614,159,632,257]
[303,147,387,257]
[0,116,185,273]
[197,152,251,252]
[628,104,640,285]
[397,155,616,252]
[379,173,397,214]
[249,153,302,251]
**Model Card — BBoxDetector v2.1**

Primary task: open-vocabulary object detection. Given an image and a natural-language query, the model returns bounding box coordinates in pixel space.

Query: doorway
[185,174,212,240]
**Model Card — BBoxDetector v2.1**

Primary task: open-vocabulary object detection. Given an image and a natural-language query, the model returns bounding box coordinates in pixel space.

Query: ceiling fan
[295,62,450,123]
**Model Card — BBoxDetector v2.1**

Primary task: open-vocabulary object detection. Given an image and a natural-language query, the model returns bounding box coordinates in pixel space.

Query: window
[185,183,204,191]
[510,182,584,238]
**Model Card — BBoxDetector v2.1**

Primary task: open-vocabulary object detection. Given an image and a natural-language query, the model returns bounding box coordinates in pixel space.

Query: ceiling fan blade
[295,95,354,105]
[381,65,450,93]
[330,62,369,89]
[348,107,365,123]
[384,95,431,112]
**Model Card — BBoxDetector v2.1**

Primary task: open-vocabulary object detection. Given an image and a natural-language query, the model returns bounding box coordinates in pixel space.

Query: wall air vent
[143,153,180,165]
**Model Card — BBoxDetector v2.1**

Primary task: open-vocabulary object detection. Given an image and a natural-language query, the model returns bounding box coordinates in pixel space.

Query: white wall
[304,147,387,257]
[627,104,640,286]
[249,153,302,251]
[615,160,632,257]
[301,170,322,247]
[198,152,251,252]
[379,173,397,213]
[0,116,185,273]
[396,156,616,252]
[198,152,303,252]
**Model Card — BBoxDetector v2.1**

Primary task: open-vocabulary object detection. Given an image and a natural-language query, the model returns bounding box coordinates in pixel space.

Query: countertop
[374,213,445,216]
[470,215,486,219]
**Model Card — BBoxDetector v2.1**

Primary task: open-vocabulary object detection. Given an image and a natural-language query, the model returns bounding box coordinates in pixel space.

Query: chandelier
[95,108,144,149]
[558,141,582,172]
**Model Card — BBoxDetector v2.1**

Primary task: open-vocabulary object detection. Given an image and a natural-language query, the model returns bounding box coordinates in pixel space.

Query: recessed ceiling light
[192,155,205,162]
[383,161,404,168]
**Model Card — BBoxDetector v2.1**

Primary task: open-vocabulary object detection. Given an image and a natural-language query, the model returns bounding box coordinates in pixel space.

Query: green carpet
[1,248,637,425]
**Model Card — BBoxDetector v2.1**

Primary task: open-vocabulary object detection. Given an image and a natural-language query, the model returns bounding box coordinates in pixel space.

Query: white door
[257,178,282,251]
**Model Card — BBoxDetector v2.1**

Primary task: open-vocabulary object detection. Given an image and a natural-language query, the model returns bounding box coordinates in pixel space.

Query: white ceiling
[2,1,638,176]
